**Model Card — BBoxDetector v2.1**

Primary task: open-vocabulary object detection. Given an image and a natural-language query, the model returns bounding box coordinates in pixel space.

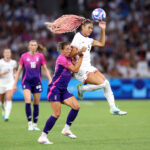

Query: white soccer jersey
[0,59,17,85]
[71,32,94,68]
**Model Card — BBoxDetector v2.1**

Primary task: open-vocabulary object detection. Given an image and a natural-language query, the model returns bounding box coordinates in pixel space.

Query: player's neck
[4,58,10,62]
[80,31,87,37]
[29,51,36,56]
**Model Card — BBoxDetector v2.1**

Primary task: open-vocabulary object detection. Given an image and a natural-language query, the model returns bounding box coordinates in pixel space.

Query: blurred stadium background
[0,0,149,100]
[0,1,150,150]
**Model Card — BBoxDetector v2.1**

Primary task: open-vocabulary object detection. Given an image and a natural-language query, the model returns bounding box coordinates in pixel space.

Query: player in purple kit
[13,40,52,131]
[38,42,86,144]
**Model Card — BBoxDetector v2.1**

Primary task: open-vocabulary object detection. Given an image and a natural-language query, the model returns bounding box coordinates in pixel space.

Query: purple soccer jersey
[47,54,73,101]
[19,52,46,93]
[19,52,46,85]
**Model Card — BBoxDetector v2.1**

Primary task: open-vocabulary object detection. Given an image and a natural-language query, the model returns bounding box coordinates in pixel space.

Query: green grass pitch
[0,100,150,150]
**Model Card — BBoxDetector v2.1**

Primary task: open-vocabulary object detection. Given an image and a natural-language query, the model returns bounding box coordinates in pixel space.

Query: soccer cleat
[1,108,5,119]
[77,84,84,100]
[4,118,9,122]
[110,107,127,115]
[61,128,77,139]
[28,125,34,131]
[33,126,40,131]
[38,136,53,144]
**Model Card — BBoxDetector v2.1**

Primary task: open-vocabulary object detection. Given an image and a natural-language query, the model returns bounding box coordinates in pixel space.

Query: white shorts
[0,82,14,94]
[74,66,98,83]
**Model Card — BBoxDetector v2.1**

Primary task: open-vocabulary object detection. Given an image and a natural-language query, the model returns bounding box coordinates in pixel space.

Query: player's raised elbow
[93,41,105,47]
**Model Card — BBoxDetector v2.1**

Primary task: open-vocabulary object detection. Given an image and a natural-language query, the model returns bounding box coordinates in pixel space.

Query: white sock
[28,121,32,126]
[103,80,116,109]
[5,101,12,119]
[80,80,107,92]
[2,104,5,111]
[33,123,37,127]
[80,80,116,109]
[64,124,70,130]
[42,132,47,137]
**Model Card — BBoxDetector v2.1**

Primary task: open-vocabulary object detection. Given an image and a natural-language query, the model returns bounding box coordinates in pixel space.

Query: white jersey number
[30,62,36,68]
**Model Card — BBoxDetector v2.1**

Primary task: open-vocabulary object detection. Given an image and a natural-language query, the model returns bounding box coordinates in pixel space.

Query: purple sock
[33,104,39,123]
[43,115,57,134]
[25,103,32,122]
[66,109,79,126]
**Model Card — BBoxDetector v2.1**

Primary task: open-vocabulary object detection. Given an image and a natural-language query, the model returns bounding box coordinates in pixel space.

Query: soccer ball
[92,8,106,22]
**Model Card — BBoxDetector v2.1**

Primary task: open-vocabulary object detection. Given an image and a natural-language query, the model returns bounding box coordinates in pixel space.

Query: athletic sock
[5,101,12,119]
[80,80,116,109]
[25,103,32,122]
[43,115,57,134]
[33,104,39,124]
[80,80,107,92]
[103,80,116,109]
[66,109,79,126]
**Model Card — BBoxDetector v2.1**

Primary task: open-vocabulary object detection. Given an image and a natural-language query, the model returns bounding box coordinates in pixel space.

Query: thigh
[63,96,80,110]
[95,71,106,81]
[50,101,61,116]
[33,93,41,104]
[23,89,31,103]
[85,71,105,85]
[5,90,14,100]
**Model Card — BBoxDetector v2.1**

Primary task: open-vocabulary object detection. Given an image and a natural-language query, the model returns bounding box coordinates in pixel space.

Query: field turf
[0,100,150,150]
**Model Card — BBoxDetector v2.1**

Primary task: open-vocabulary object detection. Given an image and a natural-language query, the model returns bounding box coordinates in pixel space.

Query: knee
[74,104,80,110]
[53,111,61,118]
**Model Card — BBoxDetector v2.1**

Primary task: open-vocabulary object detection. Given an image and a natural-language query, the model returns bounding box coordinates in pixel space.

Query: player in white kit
[70,20,127,115]
[0,49,17,121]
[45,16,127,115]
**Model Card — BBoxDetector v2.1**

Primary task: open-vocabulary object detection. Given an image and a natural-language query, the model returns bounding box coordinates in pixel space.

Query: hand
[13,84,17,93]
[48,80,51,85]
[99,21,106,30]
[72,57,77,65]
[81,46,87,52]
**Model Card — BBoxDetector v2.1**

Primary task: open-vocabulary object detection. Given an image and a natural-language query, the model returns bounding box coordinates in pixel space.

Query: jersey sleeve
[71,33,80,48]
[57,55,72,68]
[88,37,94,45]
[18,55,24,66]
[40,54,47,65]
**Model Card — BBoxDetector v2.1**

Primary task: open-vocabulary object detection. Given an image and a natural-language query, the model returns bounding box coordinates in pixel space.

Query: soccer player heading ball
[45,14,127,115]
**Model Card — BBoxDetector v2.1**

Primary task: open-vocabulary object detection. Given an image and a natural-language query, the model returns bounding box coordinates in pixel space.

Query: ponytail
[37,44,46,53]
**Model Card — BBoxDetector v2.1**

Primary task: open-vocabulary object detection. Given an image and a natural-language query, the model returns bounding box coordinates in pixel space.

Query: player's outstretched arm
[92,21,106,47]
[42,65,52,84]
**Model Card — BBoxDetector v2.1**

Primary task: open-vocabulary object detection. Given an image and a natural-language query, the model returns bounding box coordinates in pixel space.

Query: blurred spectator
[0,0,150,78]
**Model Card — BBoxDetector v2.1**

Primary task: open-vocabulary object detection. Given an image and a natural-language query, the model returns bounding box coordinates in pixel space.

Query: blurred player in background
[13,40,52,131]
[0,48,17,121]
[38,42,85,144]
[71,19,127,115]
[45,16,127,115]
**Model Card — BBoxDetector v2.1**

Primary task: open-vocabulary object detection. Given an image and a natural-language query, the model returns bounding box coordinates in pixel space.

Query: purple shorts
[47,85,73,102]
[22,81,43,93]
